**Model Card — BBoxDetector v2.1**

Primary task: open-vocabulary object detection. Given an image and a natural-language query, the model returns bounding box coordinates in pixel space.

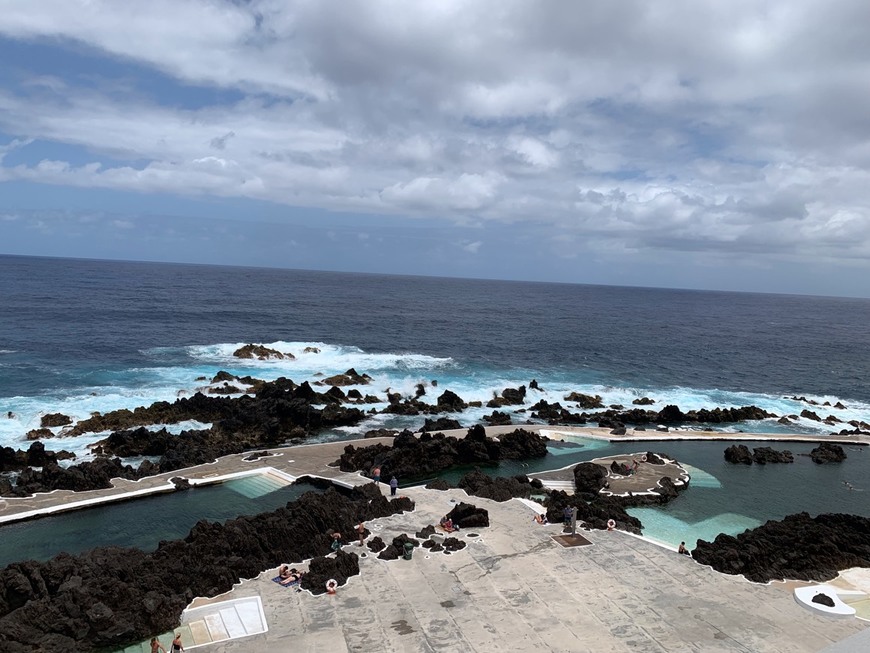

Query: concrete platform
[193,486,867,652]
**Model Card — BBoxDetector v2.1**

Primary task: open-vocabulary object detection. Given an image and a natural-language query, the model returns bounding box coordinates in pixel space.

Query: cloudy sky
[1,1,869,296]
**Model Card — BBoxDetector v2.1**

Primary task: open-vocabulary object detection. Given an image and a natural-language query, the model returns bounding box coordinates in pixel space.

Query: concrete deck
[191,486,868,652]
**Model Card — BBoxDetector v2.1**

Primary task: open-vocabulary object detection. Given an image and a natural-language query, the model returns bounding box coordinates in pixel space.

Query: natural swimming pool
[2,438,867,568]
[0,475,323,568]
[422,437,870,549]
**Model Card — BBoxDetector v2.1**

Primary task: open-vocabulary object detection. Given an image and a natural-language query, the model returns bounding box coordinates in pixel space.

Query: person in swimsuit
[172,633,185,651]
[150,637,166,653]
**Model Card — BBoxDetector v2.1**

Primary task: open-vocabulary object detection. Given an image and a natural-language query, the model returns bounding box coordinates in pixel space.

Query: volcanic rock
[752,447,794,464]
[573,462,608,497]
[724,445,753,465]
[447,502,489,528]
[40,413,72,428]
[457,470,532,502]
[810,443,847,464]
[0,483,412,651]
[233,344,292,360]
[564,392,604,409]
[692,512,870,583]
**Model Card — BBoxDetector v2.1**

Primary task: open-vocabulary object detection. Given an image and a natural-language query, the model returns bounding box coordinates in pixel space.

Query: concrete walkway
[190,486,868,652]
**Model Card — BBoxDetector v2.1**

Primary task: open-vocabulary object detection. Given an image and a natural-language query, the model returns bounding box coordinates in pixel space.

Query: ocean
[3,254,870,557]
[2,254,870,460]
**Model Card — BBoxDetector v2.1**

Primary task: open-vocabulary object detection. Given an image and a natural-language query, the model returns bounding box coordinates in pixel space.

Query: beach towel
[272,576,300,588]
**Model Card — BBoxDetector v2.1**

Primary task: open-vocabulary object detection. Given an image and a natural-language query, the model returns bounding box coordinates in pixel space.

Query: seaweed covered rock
[692,512,870,583]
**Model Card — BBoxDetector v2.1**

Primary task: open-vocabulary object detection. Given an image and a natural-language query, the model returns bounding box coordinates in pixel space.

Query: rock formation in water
[334,425,548,480]
[692,512,870,583]
[0,483,413,652]
[724,444,794,465]
[810,442,847,464]
[2,377,370,497]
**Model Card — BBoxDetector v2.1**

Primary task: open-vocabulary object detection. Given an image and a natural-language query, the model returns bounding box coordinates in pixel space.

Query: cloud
[0,0,869,266]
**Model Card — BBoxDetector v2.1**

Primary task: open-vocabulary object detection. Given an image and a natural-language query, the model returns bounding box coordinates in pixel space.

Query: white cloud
[0,0,869,264]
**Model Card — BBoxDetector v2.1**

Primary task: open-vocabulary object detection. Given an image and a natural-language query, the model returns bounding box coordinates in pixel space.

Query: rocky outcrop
[483,411,512,426]
[573,462,608,497]
[564,392,604,409]
[421,417,462,432]
[725,445,794,465]
[752,447,794,464]
[457,470,533,502]
[544,491,643,534]
[0,484,413,652]
[40,413,72,428]
[724,445,753,465]
[233,344,293,360]
[446,502,489,528]
[632,397,655,405]
[334,426,548,481]
[810,443,847,464]
[0,441,76,474]
[692,512,870,583]
[319,368,372,386]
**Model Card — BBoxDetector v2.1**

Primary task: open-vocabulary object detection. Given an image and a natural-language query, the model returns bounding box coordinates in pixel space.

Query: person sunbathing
[534,513,548,524]
[280,567,305,588]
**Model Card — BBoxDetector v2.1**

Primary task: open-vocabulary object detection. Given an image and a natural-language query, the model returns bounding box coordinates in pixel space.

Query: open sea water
[2,254,870,553]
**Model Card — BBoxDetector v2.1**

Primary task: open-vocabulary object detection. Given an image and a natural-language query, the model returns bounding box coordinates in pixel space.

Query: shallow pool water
[0,477,322,567]
[425,437,870,549]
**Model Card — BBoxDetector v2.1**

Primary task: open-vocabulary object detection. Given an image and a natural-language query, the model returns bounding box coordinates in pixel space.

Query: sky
[1,1,870,297]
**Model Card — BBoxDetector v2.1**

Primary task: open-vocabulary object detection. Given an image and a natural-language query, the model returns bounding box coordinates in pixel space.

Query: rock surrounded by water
[0,484,413,652]
[335,425,548,479]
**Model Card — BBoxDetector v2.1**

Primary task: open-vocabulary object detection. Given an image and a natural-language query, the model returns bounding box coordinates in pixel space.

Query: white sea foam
[3,340,870,452]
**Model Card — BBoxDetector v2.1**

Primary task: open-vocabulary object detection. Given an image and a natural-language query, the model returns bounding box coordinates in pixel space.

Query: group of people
[149,633,184,652]
[370,466,400,495]
[439,515,459,532]
[278,565,306,590]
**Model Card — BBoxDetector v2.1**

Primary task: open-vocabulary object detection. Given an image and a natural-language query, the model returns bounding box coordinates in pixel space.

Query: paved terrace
[191,486,868,652]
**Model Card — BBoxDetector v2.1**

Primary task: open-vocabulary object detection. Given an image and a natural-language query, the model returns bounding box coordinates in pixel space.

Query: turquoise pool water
[2,438,866,567]
[425,437,870,549]
[0,476,322,568]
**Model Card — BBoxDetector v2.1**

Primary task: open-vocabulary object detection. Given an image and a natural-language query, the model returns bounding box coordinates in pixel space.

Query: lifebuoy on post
[607,519,616,531]
[325,579,338,595]
[640,454,647,463]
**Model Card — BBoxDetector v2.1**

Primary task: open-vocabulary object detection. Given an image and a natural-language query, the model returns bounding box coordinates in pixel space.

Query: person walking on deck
[389,476,398,496]
[371,466,381,484]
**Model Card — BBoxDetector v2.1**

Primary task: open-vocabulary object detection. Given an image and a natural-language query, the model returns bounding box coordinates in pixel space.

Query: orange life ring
[607,519,616,531]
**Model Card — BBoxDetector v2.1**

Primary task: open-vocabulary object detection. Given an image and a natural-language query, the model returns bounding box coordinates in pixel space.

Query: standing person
[389,476,398,496]
[150,637,166,653]
[357,521,366,546]
[371,466,381,484]
[563,506,573,528]
[172,633,185,652]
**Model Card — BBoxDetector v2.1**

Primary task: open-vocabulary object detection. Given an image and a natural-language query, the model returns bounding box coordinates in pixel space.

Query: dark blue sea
[2,254,870,555]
